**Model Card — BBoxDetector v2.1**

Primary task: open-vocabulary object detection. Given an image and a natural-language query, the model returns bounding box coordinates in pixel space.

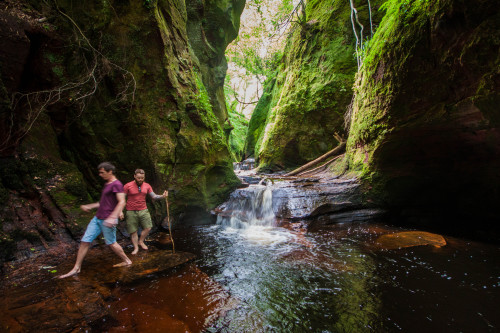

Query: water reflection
[174,222,500,332]
[1,220,499,332]
[107,264,237,332]
[173,224,380,332]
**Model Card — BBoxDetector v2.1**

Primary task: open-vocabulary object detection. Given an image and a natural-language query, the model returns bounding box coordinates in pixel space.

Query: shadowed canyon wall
[248,0,499,237]
[0,0,244,265]
[345,0,500,235]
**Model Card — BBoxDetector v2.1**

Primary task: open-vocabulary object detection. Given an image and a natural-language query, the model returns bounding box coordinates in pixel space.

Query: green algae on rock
[345,0,500,230]
[0,0,243,264]
[246,0,384,171]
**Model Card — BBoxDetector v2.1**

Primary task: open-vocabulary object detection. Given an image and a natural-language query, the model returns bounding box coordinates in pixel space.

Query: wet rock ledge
[0,239,195,332]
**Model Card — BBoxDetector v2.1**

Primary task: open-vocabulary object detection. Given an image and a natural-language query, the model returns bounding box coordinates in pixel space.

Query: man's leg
[58,217,101,279]
[109,242,132,267]
[58,242,91,279]
[138,228,151,250]
[103,222,132,267]
[138,210,153,250]
[126,211,140,254]
[130,231,139,255]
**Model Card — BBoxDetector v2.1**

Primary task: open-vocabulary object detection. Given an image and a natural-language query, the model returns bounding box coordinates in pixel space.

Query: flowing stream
[172,181,500,332]
[1,178,500,332]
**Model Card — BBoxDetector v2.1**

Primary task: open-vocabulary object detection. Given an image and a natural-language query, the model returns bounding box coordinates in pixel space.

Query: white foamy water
[216,183,295,246]
[222,225,296,246]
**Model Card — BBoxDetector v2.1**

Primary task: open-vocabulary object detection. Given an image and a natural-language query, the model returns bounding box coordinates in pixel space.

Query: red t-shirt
[123,181,152,211]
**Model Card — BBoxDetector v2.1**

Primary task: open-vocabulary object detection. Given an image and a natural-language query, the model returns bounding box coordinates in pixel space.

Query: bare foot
[139,242,148,250]
[113,260,132,268]
[57,268,80,279]
[131,248,139,255]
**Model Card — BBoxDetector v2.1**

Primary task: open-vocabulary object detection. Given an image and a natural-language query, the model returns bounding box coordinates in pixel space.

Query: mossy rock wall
[244,78,275,159]
[186,0,246,125]
[0,0,242,263]
[346,0,500,230]
[227,110,248,161]
[248,0,384,171]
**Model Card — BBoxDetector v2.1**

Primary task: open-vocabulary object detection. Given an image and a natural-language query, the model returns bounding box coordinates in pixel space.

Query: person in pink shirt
[58,162,132,279]
[121,169,167,254]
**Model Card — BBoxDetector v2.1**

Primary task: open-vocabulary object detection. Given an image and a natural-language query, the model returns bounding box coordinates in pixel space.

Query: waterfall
[216,183,275,229]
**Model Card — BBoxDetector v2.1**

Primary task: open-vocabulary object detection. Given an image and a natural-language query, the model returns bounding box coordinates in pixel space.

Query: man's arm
[148,190,168,200]
[119,193,127,220]
[80,202,99,212]
[104,192,126,227]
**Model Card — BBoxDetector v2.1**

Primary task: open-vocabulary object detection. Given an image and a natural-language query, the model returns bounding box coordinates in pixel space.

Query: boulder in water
[375,231,447,249]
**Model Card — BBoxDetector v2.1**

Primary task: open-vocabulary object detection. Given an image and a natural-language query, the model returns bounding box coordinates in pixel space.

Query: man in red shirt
[121,169,167,254]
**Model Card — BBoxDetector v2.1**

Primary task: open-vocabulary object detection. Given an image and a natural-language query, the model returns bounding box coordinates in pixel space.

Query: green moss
[227,110,248,161]
[194,71,214,113]
[244,78,275,158]
[250,0,385,170]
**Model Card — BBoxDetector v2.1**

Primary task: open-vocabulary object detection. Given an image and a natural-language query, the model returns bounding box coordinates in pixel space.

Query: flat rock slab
[0,248,196,332]
[375,231,447,249]
[59,249,196,284]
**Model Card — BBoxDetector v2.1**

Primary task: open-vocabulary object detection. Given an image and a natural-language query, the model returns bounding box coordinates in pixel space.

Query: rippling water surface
[170,222,500,332]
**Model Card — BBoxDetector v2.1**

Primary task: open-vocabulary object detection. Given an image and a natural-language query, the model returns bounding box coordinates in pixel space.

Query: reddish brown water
[173,223,500,332]
[106,264,237,332]
[1,222,499,332]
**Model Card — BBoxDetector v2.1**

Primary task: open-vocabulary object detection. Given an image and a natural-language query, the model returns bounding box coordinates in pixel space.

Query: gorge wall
[245,0,384,171]
[248,0,500,237]
[0,0,244,265]
[346,0,500,235]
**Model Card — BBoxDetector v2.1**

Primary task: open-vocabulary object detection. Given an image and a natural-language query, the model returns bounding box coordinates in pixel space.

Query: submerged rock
[108,264,239,332]
[375,231,447,250]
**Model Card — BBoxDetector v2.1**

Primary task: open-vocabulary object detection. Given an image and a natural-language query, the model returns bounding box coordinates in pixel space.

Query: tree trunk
[284,141,346,177]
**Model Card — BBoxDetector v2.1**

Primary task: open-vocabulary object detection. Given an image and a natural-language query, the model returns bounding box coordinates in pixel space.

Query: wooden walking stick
[165,195,175,253]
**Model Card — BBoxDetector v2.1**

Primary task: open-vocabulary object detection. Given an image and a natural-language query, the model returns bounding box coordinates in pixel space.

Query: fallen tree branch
[296,154,344,177]
[284,141,346,177]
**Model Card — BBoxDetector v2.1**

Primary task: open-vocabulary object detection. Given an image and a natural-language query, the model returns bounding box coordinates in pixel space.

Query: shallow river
[112,221,500,332]
[2,179,500,332]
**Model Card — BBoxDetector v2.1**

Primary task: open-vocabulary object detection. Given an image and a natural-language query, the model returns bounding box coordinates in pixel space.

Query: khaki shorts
[126,209,153,234]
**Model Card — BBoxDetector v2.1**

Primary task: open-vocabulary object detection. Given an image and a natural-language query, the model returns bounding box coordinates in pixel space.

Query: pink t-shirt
[123,181,152,211]
[96,180,124,219]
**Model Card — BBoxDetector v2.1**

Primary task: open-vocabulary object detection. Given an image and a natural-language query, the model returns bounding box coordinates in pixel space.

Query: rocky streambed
[1,169,499,332]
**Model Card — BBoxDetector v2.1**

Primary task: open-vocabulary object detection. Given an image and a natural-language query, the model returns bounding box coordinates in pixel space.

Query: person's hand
[103,217,118,228]
[80,204,92,212]
[119,212,124,220]
[163,190,168,198]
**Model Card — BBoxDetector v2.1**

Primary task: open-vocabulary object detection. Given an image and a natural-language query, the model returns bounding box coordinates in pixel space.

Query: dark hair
[98,162,116,174]
[134,169,145,175]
